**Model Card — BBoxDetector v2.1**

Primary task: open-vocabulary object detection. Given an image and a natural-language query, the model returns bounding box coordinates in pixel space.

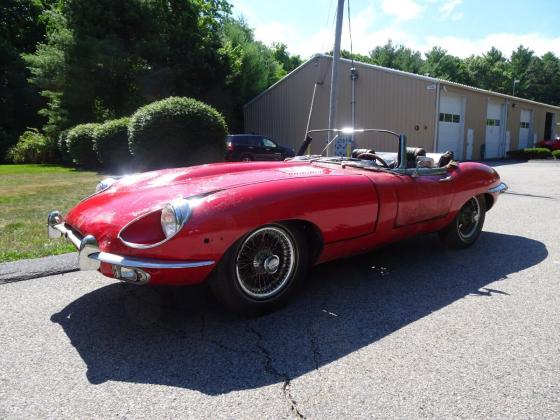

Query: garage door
[438,93,464,159]
[485,102,503,159]
[519,109,532,148]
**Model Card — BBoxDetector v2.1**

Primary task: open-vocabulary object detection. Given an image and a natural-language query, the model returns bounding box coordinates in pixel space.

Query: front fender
[109,175,379,264]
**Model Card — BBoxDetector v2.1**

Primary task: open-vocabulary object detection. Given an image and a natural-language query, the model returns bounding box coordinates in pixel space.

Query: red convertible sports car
[48,128,507,314]
[536,137,560,151]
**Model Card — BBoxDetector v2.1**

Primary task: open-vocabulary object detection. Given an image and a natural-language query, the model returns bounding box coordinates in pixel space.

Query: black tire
[439,195,486,249]
[210,223,310,316]
[241,154,253,162]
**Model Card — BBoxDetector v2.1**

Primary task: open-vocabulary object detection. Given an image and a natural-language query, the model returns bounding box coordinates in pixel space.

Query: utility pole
[327,0,345,155]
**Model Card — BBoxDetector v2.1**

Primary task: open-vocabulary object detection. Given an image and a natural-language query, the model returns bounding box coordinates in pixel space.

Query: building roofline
[316,53,438,83]
[243,54,322,108]
[245,53,560,111]
[438,79,560,109]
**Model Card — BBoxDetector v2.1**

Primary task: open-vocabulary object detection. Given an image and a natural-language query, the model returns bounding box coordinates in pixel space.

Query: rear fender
[448,162,501,213]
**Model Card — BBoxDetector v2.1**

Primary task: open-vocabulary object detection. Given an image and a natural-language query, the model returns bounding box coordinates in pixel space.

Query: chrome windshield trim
[488,182,508,194]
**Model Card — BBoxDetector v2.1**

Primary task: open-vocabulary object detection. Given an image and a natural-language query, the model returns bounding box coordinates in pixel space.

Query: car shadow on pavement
[51,231,547,394]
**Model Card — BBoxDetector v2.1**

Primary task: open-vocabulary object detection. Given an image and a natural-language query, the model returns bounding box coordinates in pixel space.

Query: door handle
[439,176,452,182]
[248,147,254,149]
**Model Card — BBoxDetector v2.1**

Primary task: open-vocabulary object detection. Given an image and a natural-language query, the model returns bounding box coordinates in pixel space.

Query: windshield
[292,128,405,171]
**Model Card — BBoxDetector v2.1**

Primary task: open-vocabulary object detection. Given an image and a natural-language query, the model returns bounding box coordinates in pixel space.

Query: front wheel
[210,224,309,316]
[439,195,486,249]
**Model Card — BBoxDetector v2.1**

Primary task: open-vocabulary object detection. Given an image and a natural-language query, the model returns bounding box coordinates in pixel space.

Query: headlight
[160,198,192,238]
[95,177,117,193]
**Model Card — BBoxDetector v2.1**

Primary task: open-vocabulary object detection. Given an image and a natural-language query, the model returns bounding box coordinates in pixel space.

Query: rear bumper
[47,211,215,284]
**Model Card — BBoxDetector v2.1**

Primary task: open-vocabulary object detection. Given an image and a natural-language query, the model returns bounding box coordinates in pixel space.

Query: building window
[520,122,530,128]
[486,119,500,126]
[439,113,461,123]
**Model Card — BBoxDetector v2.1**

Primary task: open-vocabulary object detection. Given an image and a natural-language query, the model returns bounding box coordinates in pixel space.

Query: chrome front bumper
[47,211,215,282]
[487,182,508,194]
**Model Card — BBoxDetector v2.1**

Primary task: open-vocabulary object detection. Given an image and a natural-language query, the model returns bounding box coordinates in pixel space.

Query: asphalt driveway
[0,160,559,418]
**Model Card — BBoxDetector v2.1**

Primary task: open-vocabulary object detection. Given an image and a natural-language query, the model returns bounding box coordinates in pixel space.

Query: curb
[0,253,78,284]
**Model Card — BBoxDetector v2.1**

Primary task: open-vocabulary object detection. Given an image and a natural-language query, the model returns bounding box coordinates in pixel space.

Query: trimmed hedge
[553,150,560,160]
[128,97,228,169]
[6,129,50,164]
[66,123,99,168]
[93,117,132,171]
[506,148,552,160]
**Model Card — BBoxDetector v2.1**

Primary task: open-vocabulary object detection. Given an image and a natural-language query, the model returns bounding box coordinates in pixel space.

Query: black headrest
[437,150,454,167]
[406,147,426,167]
[351,148,375,158]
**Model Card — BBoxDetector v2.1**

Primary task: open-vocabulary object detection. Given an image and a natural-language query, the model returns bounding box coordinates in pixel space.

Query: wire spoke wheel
[457,197,481,240]
[235,226,297,299]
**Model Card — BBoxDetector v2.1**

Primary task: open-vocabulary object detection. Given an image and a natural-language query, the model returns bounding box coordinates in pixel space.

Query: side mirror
[297,135,313,156]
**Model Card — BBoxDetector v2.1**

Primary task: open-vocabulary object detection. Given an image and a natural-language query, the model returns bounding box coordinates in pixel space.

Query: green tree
[218,18,286,130]
[508,45,534,97]
[464,47,509,92]
[422,47,470,84]
[524,53,560,105]
[272,42,302,73]
[24,0,233,140]
[369,41,423,74]
[0,0,49,161]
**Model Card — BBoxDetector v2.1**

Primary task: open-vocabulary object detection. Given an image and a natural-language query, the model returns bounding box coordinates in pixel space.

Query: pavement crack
[247,326,306,419]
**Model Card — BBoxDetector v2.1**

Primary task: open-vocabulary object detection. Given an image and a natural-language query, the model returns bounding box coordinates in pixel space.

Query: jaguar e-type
[48,129,507,314]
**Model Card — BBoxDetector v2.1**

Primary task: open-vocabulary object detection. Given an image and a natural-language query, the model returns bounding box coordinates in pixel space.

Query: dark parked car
[225,134,295,161]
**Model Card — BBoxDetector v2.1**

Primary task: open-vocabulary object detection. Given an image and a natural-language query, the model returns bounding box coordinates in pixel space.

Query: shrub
[128,97,228,169]
[507,148,552,160]
[93,117,133,172]
[57,130,72,164]
[5,129,50,164]
[66,123,99,168]
[553,150,560,160]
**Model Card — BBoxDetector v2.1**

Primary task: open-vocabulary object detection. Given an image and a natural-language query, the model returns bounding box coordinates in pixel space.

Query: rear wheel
[210,224,309,316]
[241,154,253,162]
[439,195,486,249]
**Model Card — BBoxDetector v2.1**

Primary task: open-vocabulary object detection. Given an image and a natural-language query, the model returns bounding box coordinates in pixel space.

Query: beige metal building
[244,54,560,160]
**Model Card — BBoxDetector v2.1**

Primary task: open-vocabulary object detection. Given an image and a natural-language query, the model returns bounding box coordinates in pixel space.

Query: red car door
[394,174,454,226]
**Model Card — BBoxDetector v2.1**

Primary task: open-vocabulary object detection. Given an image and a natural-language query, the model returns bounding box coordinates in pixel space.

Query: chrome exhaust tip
[112,266,150,284]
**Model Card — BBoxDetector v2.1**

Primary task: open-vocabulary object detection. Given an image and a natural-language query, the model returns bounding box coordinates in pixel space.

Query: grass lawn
[0,164,103,263]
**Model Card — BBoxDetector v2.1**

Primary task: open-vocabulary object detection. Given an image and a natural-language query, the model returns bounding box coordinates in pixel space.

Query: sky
[228,0,560,60]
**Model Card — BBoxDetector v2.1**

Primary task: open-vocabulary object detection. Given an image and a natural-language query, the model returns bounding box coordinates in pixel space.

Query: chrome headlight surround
[160,198,192,239]
[95,177,117,194]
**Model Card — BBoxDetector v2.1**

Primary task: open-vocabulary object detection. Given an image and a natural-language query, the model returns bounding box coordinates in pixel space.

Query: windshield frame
[299,128,407,170]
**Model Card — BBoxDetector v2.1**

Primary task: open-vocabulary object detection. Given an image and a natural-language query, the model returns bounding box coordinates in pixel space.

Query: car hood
[65,160,346,239]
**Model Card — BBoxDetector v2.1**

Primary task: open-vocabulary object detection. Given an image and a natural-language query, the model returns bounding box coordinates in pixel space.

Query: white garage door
[438,93,464,159]
[519,109,532,148]
[485,102,503,159]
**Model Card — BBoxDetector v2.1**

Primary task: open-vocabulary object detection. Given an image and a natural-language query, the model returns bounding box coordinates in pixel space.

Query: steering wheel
[356,152,390,168]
